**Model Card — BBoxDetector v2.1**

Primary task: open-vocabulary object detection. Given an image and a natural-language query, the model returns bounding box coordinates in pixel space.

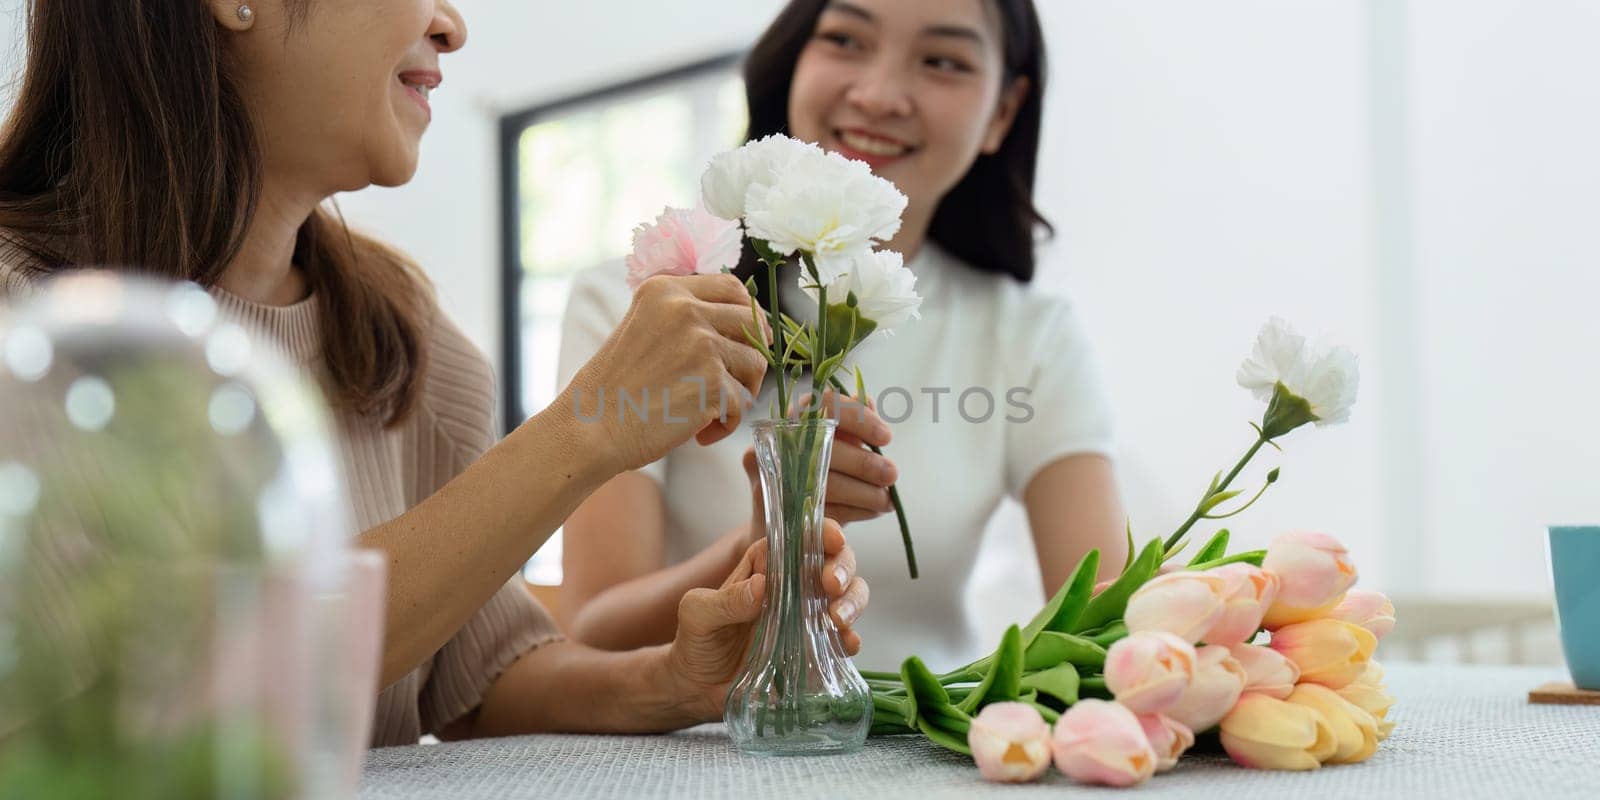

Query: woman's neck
[216,180,321,306]
[885,209,931,266]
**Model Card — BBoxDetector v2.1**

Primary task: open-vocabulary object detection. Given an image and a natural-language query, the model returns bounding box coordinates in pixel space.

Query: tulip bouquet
[864,318,1398,784]
[626,133,923,577]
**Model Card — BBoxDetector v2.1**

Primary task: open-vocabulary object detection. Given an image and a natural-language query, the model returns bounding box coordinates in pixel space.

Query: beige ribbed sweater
[0,248,562,747]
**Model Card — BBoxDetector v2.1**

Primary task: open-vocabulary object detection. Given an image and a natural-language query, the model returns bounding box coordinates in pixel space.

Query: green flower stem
[827,375,918,579]
[1162,431,1270,554]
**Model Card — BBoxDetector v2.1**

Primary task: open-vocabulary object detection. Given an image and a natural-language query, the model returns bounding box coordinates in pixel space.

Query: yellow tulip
[1337,661,1396,741]
[1286,683,1379,764]
[1268,619,1377,690]
[1220,692,1337,770]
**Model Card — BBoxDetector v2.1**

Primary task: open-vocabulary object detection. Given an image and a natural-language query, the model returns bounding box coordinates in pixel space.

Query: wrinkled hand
[666,519,869,721]
[564,274,771,474]
[741,390,897,541]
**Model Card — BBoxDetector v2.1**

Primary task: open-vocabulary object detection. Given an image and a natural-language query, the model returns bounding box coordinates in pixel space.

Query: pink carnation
[625,205,743,290]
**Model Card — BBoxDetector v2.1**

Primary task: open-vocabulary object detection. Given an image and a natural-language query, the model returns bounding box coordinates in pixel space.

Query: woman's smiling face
[787,0,1028,240]
[222,0,468,193]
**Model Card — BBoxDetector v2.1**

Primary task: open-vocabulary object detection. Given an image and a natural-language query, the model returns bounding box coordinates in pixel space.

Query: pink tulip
[1269,618,1378,690]
[1124,571,1228,643]
[967,702,1052,783]
[1051,699,1158,787]
[1260,532,1358,629]
[1137,713,1195,773]
[1104,631,1197,715]
[624,205,743,290]
[1202,564,1280,645]
[1328,590,1396,640]
[1165,645,1247,732]
[1228,643,1300,699]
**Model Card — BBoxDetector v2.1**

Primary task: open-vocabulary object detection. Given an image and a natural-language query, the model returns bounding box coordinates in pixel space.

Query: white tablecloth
[359,664,1600,799]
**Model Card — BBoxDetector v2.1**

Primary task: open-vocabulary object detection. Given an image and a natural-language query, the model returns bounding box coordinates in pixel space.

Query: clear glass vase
[724,418,872,756]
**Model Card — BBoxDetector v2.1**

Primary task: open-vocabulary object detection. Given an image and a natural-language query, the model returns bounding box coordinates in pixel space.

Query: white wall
[1407,0,1600,596]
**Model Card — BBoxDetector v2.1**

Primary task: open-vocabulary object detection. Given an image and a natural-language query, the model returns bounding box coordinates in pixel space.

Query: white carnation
[699,134,822,221]
[1236,317,1359,426]
[802,249,922,334]
[745,150,907,277]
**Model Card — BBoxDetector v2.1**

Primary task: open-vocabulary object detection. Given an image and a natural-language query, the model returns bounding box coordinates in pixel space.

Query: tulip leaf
[1020,549,1100,646]
[1024,631,1106,670]
[1028,701,1062,725]
[1020,663,1080,705]
[919,720,974,756]
[1075,537,1164,634]
[923,706,973,735]
[901,656,956,735]
[1188,549,1267,570]
[1084,620,1129,648]
[1189,529,1232,566]
[957,625,1024,714]
[1122,519,1136,572]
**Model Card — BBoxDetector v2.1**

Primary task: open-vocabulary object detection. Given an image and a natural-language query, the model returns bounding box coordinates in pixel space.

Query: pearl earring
[237,4,254,23]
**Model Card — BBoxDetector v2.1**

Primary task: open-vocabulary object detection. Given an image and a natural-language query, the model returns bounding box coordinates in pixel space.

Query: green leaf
[1122,519,1136,573]
[1020,663,1080,705]
[1024,631,1106,670]
[957,625,1024,714]
[1083,620,1129,648]
[1205,469,1223,498]
[1163,537,1192,563]
[924,705,973,735]
[1188,549,1267,570]
[1028,702,1062,725]
[1198,489,1244,515]
[1076,538,1163,633]
[1267,467,1281,483]
[752,238,785,266]
[815,350,848,385]
[854,365,868,405]
[1188,529,1231,566]
[822,302,876,358]
[920,721,973,756]
[900,656,952,730]
[1020,550,1100,646]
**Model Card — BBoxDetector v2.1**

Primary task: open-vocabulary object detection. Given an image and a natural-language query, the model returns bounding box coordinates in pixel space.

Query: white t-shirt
[556,242,1115,671]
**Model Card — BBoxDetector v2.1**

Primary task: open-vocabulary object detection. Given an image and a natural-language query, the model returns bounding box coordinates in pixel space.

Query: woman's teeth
[402,81,432,99]
[840,131,909,157]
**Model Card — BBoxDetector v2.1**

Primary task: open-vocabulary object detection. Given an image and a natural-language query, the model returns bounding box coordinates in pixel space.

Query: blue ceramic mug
[1549,526,1600,690]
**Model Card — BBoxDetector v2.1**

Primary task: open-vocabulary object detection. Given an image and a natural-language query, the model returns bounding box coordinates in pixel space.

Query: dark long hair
[737,0,1052,304]
[0,0,431,426]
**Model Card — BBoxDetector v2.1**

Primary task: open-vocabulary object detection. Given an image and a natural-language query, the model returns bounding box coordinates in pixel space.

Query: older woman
[0,0,869,744]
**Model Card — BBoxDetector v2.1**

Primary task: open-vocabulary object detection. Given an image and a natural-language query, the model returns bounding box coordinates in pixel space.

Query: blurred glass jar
[0,273,383,799]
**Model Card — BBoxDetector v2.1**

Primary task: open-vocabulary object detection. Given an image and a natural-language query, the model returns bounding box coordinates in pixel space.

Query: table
[359,664,1600,799]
